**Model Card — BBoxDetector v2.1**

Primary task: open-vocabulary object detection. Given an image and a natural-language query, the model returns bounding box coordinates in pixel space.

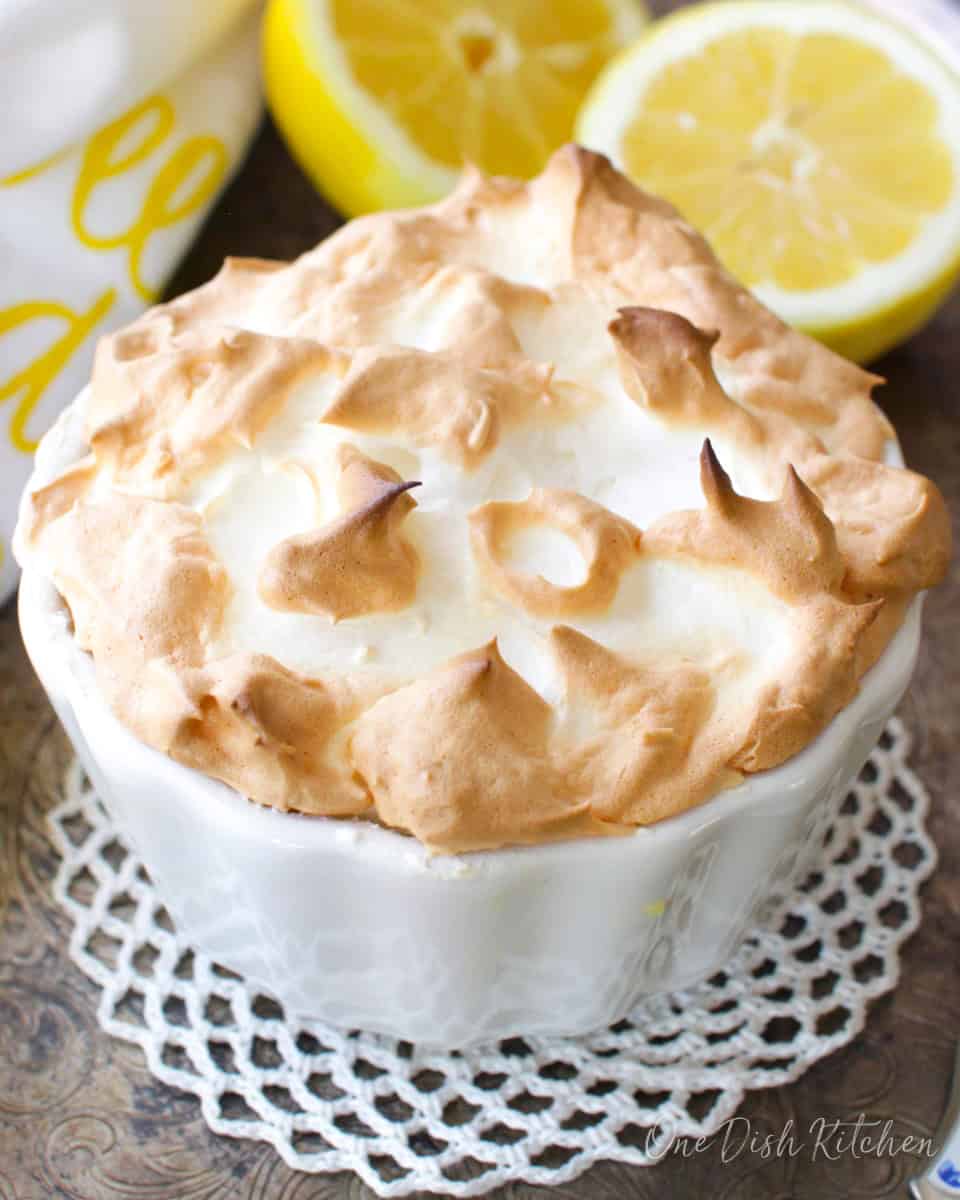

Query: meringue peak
[258,446,421,621]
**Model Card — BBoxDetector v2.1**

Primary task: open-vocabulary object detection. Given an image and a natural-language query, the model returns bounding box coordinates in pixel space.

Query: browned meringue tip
[608,306,748,437]
[455,638,502,681]
[347,635,621,854]
[699,437,732,510]
[546,142,650,207]
[349,477,421,521]
[642,437,847,604]
[545,622,728,826]
[609,305,720,358]
[781,460,830,523]
[547,622,624,686]
[258,447,422,621]
[701,436,830,533]
[334,441,421,510]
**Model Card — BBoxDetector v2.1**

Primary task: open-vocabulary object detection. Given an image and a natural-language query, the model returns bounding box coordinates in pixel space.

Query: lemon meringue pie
[17,146,950,853]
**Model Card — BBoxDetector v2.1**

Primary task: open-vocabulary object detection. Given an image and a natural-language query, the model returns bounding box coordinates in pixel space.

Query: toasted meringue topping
[350,640,618,853]
[259,444,421,621]
[645,440,846,604]
[18,146,950,853]
[549,624,730,825]
[469,488,640,618]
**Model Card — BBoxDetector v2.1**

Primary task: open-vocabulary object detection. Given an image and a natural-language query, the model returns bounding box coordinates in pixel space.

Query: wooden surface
[3,70,960,1200]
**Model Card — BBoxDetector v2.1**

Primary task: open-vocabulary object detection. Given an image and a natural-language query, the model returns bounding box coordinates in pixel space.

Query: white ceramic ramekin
[17,397,923,1047]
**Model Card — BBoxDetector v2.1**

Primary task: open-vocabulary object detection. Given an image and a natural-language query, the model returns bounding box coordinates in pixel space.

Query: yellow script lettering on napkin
[72,95,229,302]
[0,8,261,602]
[1,91,229,449]
[0,291,117,454]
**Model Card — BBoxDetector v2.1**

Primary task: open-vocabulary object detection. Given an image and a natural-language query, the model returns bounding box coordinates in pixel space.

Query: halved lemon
[576,0,960,362]
[263,0,648,218]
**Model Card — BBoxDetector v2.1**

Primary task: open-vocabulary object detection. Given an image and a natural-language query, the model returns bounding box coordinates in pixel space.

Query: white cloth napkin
[0,0,262,602]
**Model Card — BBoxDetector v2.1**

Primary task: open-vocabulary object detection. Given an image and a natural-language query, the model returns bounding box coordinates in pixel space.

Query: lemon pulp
[577,2,960,361]
[265,0,647,215]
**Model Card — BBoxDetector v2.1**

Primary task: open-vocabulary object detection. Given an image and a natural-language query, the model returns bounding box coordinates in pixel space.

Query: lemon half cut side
[264,0,648,219]
[576,0,960,362]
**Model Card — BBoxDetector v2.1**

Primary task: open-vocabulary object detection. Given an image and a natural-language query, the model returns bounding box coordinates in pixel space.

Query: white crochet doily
[48,717,935,1197]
